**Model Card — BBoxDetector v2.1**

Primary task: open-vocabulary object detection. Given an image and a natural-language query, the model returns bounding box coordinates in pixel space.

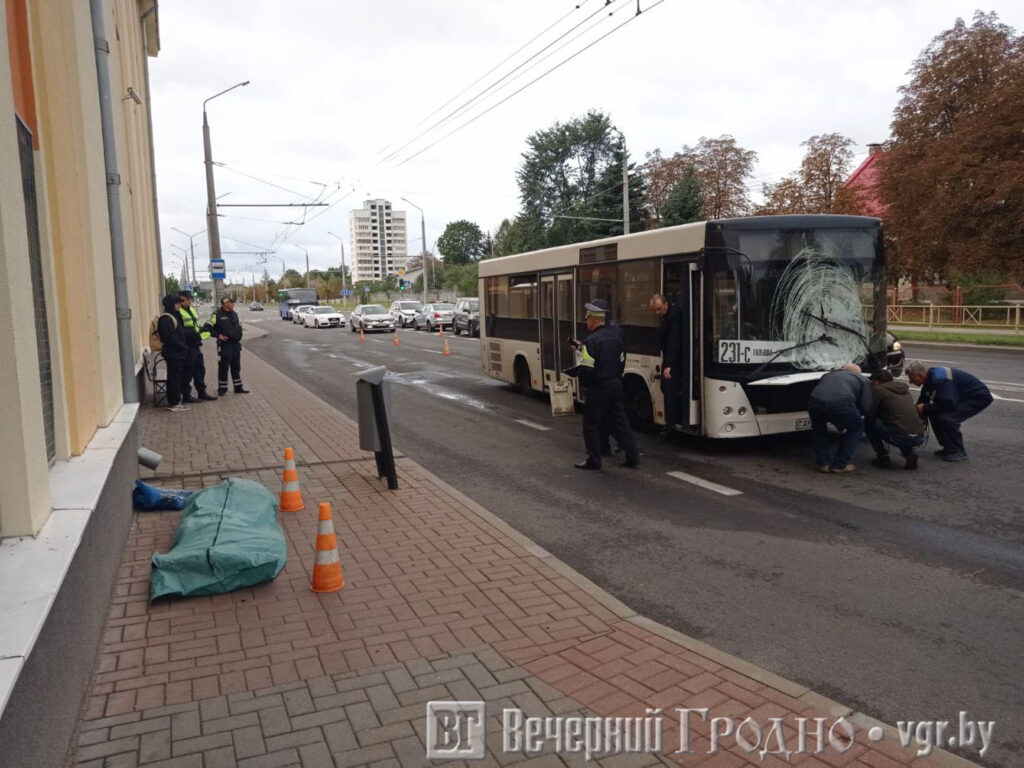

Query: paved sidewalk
[70,344,969,767]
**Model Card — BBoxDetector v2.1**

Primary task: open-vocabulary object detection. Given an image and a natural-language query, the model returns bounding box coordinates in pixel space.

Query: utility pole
[203,80,249,306]
[401,197,427,305]
[327,231,347,308]
[620,130,630,235]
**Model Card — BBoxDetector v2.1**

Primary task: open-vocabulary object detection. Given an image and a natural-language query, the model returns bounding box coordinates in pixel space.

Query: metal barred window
[17,118,55,463]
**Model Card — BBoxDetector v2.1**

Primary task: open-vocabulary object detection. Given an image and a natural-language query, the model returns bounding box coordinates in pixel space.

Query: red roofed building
[842,143,888,217]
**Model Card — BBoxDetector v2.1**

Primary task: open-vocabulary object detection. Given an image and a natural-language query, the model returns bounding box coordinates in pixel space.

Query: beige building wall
[0,0,161,536]
[0,1,52,536]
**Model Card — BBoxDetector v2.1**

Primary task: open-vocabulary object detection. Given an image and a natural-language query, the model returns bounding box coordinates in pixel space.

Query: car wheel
[514,358,532,395]
[453,323,460,336]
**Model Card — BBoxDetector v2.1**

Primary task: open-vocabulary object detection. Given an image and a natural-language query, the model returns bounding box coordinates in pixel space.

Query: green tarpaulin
[150,478,287,600]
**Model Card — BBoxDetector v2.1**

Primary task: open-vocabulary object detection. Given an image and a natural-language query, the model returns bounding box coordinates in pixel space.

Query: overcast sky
[149,0,1024,285]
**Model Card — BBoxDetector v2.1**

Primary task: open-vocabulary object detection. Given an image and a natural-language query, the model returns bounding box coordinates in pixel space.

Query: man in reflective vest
[178,290,217,401]
[205,296,250,395]
[570,299,638,470]
[907,360,991,462]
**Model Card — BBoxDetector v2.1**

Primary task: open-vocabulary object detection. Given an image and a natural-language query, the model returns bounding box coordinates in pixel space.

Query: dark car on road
[452,298,479,337]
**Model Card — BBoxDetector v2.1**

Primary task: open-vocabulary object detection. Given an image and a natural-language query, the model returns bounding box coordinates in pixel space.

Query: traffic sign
[209,259,226,279]
[184,284,193,292]
[397,268,405,276]
[341,290,352,297]
[363,285,370,293]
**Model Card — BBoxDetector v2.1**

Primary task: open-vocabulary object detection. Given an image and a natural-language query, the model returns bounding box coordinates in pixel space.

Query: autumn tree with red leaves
[880,12,1024,281]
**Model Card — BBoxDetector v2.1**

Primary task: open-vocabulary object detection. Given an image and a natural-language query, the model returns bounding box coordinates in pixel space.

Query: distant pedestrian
[157,295,190,412]
[807,364,871,473]
[178,290,217,402]
[906,361,992,462]
[650,293,685,435]
[866,370,926,470]
[571,299,638,470]
[205,296,249,395]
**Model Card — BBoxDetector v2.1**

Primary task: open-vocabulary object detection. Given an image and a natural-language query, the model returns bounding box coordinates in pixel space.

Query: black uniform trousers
[217,342,243,393]
[583,380,638,467]
[928,396,991,455]
[187,344,209,396]
[164,354,185,406]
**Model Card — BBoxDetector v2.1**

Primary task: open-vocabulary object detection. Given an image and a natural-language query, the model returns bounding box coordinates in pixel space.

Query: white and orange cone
[279,447,304,513]
[359,328,365,342]
[311,502,344,593]
[443,339,450,356]
[393,331,400,347]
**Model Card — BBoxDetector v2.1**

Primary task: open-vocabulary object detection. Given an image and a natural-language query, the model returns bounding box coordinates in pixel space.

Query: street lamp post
[327,231,347,307]
[169,244,189,285]
[172,226,205,293]
[203,80,249,305]
[616,128,630,235]
[294,245,310,289]
[400,197,427,305]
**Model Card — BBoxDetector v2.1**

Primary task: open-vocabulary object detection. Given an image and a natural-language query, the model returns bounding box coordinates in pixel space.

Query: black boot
[903,451,919,470]
[871,454,892,468]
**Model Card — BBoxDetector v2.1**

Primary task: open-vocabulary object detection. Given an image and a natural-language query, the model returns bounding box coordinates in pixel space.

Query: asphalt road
[246,314,1024,767]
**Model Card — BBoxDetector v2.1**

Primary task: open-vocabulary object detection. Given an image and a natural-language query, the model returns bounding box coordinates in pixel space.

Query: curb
[896,338,1024,352]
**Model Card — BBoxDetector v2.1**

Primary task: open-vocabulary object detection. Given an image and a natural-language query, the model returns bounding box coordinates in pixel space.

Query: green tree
[437,220,485,265]
[283,268,303,288]
[880,11,1024,280]
[661,167,703,226]
[516,110,646,249]
[163,275,180,295]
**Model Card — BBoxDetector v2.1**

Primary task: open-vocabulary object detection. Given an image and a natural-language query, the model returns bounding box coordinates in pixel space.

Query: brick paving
[70,343,967,767]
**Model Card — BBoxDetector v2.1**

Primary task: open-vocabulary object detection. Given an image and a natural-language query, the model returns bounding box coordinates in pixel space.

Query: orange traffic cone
[279,447,304,513]
[311,502,344,593]
[360,328,365,342]
[393,331,400,347]
[443,339,450,356]
[438,324,444,337]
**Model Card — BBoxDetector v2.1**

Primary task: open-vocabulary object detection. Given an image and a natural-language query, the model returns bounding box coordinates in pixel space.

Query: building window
[18,118,55,463]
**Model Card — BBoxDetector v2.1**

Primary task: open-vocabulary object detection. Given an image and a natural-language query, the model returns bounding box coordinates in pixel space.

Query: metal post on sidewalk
[355,366,398,490]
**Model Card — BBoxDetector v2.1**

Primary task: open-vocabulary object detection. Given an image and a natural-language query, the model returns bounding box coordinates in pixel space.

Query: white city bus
[478,215,888,438]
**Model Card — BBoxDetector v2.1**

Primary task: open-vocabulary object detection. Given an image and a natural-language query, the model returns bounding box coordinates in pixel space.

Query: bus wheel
[624,378,655,433]
[514,358,532,395]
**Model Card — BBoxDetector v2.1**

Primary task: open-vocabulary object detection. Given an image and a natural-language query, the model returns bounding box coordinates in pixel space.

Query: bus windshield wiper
[800,309,872,354]
[750,333,835,376]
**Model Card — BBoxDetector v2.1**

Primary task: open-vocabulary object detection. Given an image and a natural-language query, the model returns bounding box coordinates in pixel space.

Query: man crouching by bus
[570,299,639,471]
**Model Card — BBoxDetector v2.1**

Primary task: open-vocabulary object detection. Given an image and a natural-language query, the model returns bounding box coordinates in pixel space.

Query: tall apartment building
[348,199,407,283]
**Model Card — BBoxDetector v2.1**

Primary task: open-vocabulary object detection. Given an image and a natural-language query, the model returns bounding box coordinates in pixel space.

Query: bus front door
[540,273,576,392]
[663,260,701,428]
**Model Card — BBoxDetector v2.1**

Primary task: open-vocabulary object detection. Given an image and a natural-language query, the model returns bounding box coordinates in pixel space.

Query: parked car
[249,301,263,312]
[389,300,422,327]
[451,298,479,337]
[304,305,345,328]
[413,302,455,331]
[886,331,905,378]
[292,305,315,324]
[350,304,395,333]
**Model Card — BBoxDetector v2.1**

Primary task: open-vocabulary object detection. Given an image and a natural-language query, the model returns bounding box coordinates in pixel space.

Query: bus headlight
[738,407,747,416]
[724,423,735,432]
[722,406,733,415]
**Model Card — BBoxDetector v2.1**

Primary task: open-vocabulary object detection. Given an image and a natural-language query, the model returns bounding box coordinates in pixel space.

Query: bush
[953,272,1007,305]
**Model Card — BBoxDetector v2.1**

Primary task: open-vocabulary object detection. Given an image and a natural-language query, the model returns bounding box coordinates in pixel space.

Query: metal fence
[865,304,1023,333]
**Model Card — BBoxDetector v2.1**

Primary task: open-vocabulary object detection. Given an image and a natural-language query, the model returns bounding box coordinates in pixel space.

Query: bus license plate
[795,418,811,430]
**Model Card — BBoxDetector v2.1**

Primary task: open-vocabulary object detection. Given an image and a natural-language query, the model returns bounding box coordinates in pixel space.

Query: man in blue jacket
[807,364,872,473]
[906,361,992,462]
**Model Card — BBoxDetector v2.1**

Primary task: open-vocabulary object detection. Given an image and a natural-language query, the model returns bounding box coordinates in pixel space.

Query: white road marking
[515,419,552,431]
[667,471,743,496]
[913,358,965,365]
[992,393,1024,403]
[328,354,338,358]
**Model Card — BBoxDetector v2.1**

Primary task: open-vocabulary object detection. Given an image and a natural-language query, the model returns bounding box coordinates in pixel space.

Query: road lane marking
[515,419,552,431]
[667,471,743,496]
[992,393,1024,403]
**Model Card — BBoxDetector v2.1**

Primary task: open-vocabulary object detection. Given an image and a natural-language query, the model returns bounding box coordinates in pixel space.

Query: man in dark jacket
[650,293,685,435]
[866,370,926,470]
[157,295,190,412]
[807,364,872,473]
[907,360,992,462]
[571,299,638,470]
[206,296,249,394]
[178,290,217,402]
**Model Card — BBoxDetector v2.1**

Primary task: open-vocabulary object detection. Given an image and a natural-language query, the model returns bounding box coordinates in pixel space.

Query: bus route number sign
[718,340,792,364]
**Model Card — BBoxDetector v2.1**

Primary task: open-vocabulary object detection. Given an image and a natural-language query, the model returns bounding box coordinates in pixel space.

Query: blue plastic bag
[133,479,193,511]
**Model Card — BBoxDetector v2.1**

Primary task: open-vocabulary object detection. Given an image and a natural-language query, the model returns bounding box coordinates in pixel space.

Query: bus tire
[514,357,532,395]
[624,377,656,434]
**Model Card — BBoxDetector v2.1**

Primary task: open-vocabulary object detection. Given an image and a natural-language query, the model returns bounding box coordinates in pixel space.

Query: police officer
[206,296,250,394]
[178,290,217,402]
[571,299,638,470]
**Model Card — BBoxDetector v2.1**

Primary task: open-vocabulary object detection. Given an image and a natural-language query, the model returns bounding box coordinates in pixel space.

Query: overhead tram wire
[379,0,631,164]
[215,162,330,201]
[396,0,669,167]
[374,0,595,160]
